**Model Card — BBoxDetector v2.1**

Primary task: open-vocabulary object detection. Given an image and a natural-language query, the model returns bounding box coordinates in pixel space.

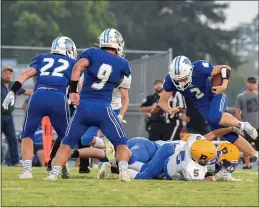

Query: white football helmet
[98,29,125,57]
[51,36,77,60]
[169,56,193,91]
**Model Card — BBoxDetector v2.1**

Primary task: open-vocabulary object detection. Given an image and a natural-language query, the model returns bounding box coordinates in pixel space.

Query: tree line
[2,1,258,67]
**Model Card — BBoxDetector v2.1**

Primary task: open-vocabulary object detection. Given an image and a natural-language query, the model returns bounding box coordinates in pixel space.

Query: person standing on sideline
[1,66,32,166]
[140,80,165,141]
[235,76,258,169]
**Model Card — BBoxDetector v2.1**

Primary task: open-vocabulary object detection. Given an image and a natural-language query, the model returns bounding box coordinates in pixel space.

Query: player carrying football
[2,37,77,179]
[46,29,132,182]
[159,56,258,161]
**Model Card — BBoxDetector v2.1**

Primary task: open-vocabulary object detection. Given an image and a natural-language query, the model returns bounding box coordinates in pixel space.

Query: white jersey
[166,134,207,181]
[111,75,131,110]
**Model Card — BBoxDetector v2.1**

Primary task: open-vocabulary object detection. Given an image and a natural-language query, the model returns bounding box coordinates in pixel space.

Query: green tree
[109,1,241,67]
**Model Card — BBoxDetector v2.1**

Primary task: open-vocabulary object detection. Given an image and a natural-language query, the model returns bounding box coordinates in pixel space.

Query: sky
[221,1,258,29]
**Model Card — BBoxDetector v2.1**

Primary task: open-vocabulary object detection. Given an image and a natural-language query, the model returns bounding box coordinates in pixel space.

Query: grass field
[1,167,258,207]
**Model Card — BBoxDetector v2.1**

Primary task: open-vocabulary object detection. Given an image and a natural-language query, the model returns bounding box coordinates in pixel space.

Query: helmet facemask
[169,56,193,91]
[171,71,193,91]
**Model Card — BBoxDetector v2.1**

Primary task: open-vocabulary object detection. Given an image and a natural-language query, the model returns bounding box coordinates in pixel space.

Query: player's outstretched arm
[204,127,236,141]
[2,67,36,110]
[158,91,179,114]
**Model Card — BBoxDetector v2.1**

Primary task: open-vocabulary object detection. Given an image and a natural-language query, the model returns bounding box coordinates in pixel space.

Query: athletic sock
[51,166,62,177]
[118,161,128,172]
[93,137,105,148]
[23,160,32,173]
[50,137,61,160]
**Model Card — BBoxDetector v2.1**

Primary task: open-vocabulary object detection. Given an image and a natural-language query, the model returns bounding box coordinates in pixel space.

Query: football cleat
[18,172,33,179]
[103,137,115,162]
[61,163,71,179]
[237,122,258,140]
[43,174,58,181]
[97,162,112,179]
[119,171,131,182]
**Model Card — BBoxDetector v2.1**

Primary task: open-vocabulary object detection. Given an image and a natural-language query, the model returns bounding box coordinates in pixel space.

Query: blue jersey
[29,53,77,94]
[164,60,214,107]
[79,48,131,103]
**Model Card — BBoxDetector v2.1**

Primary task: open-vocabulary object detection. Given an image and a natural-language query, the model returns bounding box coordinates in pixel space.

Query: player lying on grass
[45,29,132,182]
[2,36,77,179]
[98,127,244,181]
[70,136,182,174]
[159,56,258,162]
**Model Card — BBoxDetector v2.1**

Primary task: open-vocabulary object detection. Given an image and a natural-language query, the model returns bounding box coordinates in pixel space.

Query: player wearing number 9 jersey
[159,56,258,162]
[47,29,132,182]
[1,36,77,179]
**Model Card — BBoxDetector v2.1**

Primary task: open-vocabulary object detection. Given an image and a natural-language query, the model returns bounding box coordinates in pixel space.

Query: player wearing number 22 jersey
[1,36,77,179]
[46,29,132,181]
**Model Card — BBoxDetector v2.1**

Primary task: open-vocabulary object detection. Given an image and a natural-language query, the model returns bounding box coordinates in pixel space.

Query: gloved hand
[2,91,15,110]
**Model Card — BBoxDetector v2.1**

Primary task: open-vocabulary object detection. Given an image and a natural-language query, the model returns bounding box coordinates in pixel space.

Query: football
[211,74,223,87]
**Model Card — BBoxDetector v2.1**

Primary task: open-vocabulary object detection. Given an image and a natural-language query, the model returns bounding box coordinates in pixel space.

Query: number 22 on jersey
[92,64,112,90]
[40,58,69,77]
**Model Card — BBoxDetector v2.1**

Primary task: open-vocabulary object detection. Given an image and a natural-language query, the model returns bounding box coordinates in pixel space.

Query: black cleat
[79,167,90,174]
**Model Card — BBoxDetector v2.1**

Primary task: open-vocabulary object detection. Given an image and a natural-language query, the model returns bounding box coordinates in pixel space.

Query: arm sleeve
[140,96,154,107]
[123,60,131,77]
[119,75,131,89]
[192,60,213,78]
[79,48,94,64]
[29,54,41,71]
[163,74,176,92]
[235,94,242,109]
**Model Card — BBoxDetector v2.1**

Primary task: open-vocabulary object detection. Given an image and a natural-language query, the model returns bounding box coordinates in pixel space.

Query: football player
[98,127,241,180]
[2,37,77,179]
[80,74,131,148]
[159,56,258,161]
[45,29,132,182]
[205,142,244,182]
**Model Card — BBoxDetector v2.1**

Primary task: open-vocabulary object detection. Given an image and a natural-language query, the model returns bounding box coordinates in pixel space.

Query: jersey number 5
[40,58,69,77]
[190,88,204,99]
[92,64,112,90]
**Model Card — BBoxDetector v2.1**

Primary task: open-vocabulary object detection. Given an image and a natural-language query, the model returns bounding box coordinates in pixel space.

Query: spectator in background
[140,80,165,141]
[1,66,32,166]
[235,76,258,169]
[181,98,210,135]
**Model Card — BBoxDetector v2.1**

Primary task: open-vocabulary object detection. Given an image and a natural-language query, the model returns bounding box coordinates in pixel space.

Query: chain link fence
[2,46,172,138]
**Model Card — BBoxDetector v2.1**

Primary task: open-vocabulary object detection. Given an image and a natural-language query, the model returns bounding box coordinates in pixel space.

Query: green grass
[1,167,258,207]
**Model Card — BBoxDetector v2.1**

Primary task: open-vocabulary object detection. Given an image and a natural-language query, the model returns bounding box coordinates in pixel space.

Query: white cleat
[43,174,58,181]
[119,170,131,182]
[61,163,70,179]
[240,122,258,140]
[97,162,112,179]
[103,137,115,162]
[18,172,33,179]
